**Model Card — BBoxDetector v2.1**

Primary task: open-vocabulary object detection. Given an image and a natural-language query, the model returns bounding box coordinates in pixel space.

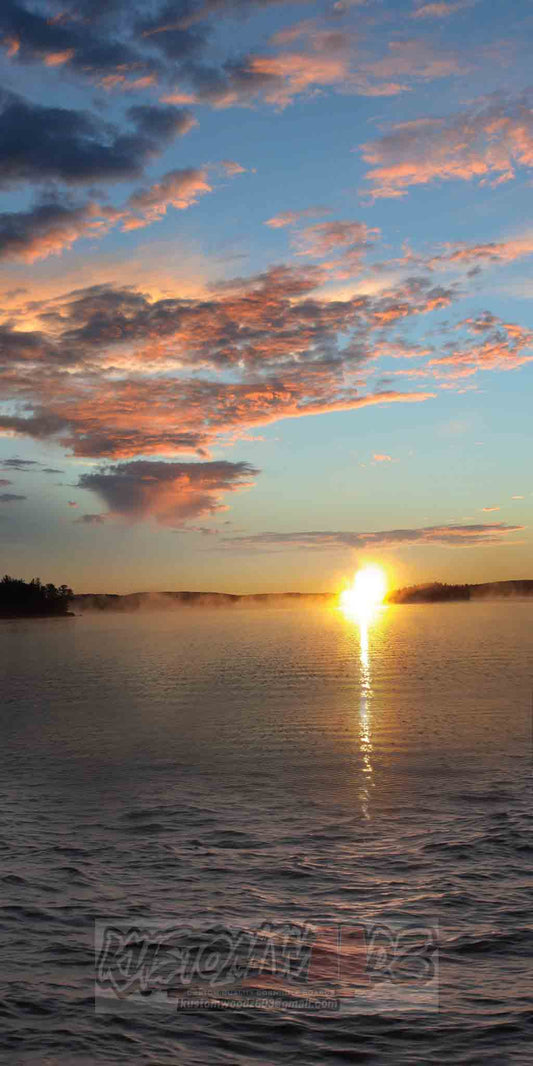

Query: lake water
[1,603,532,1063]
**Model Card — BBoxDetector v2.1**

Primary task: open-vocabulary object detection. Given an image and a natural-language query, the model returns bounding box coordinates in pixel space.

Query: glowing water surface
[1,602,531,1063]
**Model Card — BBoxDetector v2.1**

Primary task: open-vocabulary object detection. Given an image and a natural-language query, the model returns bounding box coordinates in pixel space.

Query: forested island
[387,580,533,603]
[0,576,74,618]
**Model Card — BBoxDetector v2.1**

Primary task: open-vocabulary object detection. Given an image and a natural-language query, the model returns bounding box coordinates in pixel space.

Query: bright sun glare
[340,565,388,617]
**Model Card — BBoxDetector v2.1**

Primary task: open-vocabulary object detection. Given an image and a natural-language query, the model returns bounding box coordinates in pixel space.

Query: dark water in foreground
[1,603,532,1064]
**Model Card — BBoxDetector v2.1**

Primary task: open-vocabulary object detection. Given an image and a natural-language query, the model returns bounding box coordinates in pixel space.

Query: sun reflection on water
[340,572,387,818]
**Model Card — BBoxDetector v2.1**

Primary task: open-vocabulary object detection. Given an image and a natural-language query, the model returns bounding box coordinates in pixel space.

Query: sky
[0,0,531,593]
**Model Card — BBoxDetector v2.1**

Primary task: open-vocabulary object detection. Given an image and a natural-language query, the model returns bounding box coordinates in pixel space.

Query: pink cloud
[361,91,533,199]
[176,27,465,110]
[0,165,222,262]
[425,235,533,270]
[293,220,379,260]
[429,314,533,379]
[220,160,247,176]
[0,200,120,263]
[98,74,158,92]
[0,261,524,469]
[125,168,212,230]
[410,1,474,19]
[226,522,523,549]
[265,207,331,229]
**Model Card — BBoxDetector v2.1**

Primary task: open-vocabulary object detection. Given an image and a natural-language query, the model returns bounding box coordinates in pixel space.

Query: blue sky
[0,0,531,591]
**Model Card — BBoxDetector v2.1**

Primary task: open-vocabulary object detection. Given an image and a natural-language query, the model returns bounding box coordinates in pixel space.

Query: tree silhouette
[0,575,73,617]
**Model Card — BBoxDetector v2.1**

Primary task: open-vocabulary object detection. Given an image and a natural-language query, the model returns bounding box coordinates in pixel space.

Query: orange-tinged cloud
[411,1,473,18]
[125,168,212,229]
[226,522,523,549]
[78,460,259,525]
[0,263,527,471]
[44,49,75,67]
[0,167,221,262]
[98,74,158,92]
[429,314,533,379]
[265,207,331,229]
[362,92,533,198]
[0,266,447,459]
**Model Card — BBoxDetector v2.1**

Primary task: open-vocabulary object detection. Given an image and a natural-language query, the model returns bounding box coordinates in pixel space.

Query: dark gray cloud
[0,199,107,262]
[0,89,194,188]
[0,0,281,86]
[0,323,63,367]
[226,523,524,549]
[0,492,27,502]
[0,457,39,469]
[0,414,73,439]
[0,0,150,77]
[74,512,108,524]
[135,2,208,62]
[78,459,259,524]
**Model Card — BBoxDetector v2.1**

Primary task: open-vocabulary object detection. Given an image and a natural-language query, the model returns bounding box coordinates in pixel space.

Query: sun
[340,565,388,618]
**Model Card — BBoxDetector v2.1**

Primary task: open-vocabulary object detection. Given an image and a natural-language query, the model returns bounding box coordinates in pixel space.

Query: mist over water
[1,603,532,1063]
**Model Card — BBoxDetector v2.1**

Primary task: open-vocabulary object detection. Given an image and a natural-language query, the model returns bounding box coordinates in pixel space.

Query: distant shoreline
[3,580,532,619]
[0,611,75,621]
[71,580,533,612]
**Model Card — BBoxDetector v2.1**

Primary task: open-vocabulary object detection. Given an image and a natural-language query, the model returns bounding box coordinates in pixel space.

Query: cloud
[226,523,524,549]
[410,1,474,18]
[0,266,451,458]
[219,160,247,176]
[77,459,259,524]
[74,512,108,525]
[355,38,464,90]
[67,500,78,507]
[0,89,194,188]
[290,219,380,276]
[0,199,118,263]
[125,167,212,230]
[293,219,379,256]
[0,0,152,78]
[265,207,331,229]
[361,91,533,199]
[0,478,12,486]
[0,492,26,502]
[175,25,464,109]
[183,36,351,109]
[0,1,469,115]
[1,0,328,100]
[373,453,392,462]
[0,457,39,469]
[424,234,533,272]
[429,314,533,379]
[0,164,241,262]
[482,506,500,512]
[0,0,206,84]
